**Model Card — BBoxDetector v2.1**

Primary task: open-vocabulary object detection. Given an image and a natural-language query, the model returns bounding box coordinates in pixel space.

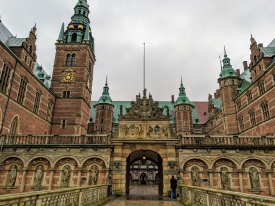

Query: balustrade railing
[0,184,111,206]
[178,185,275,206]
[0,134,110,146]
[180,135,275,147]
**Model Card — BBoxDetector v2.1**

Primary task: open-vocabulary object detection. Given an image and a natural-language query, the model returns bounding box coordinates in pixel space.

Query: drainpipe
[0,60,18,133]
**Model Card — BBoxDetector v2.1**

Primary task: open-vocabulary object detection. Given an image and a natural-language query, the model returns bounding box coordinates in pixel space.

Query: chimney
[236,69,240,77]
[171,95,175,103]
[243,61,248,71]
[258,43,263,48]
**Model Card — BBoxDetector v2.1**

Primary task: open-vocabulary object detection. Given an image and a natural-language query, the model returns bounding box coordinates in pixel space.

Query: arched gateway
[110,90,178,196]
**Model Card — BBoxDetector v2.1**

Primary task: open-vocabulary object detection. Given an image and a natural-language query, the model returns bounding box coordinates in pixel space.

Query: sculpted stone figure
[90,165,99,185]
[191,166,199,186]
[62,166,71,188]
[7,165,17,187]
[34,166,43,187]
[250,167,260,190]
[220,167,229,189]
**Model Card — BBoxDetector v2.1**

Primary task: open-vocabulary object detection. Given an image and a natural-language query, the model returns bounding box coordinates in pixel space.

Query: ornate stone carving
[119,90,169,120]
[6,165,17,187]
[61,165,71,188]
[191,166,200,186]
[249,167,261,191]
[220,167,229,190]
[90,165,99,185]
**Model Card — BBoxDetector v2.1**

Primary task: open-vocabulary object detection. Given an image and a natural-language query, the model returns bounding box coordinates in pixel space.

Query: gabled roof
[0,22,14,45]
[260,47,275,57]
[8,37,26,47]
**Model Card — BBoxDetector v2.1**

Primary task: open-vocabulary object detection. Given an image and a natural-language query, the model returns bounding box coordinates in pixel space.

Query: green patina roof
[90,100,201,124]
[212,97,222,110]
[219,48,237,78]
[95,80,113,105]
[175,78,192,106]
[260,47,275,58]
[33,63,52,88]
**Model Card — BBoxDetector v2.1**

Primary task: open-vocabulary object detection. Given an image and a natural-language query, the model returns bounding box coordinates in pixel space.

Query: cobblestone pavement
[104,185,183,206]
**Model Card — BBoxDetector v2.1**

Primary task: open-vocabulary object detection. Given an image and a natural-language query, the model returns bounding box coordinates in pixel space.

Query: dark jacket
[170,178,177,189]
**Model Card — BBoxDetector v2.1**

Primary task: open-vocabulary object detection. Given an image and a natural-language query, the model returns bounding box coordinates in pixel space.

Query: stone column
[209,169,214,188]
[268,171,274,196]
[48,168,54,190]
[238,170,244,192]
[20,168,27,192]
[77,168,82,187]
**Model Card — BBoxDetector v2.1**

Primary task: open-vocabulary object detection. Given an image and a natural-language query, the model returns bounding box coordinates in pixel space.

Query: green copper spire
[96,77,113,105]
[83,22,90,43]
[57,23,64,43]
[219,47,237,78]
[175,77,192,106]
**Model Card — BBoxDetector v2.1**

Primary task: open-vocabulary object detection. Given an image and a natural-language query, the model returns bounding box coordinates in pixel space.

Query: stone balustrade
[178,184,275,206]
[0,184,111,206]
[0,134,110,146]
[179,135,275,148]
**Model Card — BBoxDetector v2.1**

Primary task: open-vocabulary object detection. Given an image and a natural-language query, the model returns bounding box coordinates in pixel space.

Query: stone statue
[62,166,71,188]
[220,167,229,189]
[191,166,199,186]
[134,172,138,180]
[7,165,17,187]
[249,167,260,190]
[34,166,43,187]
[90,165,99,185]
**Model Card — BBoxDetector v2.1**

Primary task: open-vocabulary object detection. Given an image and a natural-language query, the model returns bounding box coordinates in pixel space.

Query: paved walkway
[104,185,183,206]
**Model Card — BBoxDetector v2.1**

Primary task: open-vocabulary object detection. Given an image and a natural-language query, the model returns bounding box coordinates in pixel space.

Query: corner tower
[94,79,114,136]
[51,0,95,134]
[174,78,193,136]
[218,48,239,135]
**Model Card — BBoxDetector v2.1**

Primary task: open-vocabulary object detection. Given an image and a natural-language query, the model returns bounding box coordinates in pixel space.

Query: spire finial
[181,76,183,85]
[34,23,36,28]
[251,34,253,39]
[57,23,65,42]
[224,46,227,57]
[105,75,108,85]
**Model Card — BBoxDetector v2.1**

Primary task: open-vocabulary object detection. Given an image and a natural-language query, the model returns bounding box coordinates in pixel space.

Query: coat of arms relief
[114,89,175,139]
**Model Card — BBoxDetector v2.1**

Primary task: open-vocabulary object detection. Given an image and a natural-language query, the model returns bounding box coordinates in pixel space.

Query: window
[83,11,86,16]
[247,90,252,103]
[236,100,241,110]
[66,54,71,66]
[33,90,41,114]
[71,54,76,66]
[258,81,265,95]
[101,118,104,123]
[29,45,32,54]
[61,120,66,128]
[78,10,81,14]
[249,110,256,127]
[72,33,77,42]
[261,101,270,121]
[194,128,201,134]
[17,77,28,104]
[259,65,261,72]
[0,64,12,94]
[238,116,244,131]
[29,60,32,67]
[224,81,228,86]
[25,55,27,62]
[254,55,257,64]
[231,80,234,85]
[47,100,53,121]
[63,91,70,98]
[9,117,18,134]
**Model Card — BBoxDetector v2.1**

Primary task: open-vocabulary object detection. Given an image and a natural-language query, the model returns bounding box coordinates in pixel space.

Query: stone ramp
[104,196,184,206]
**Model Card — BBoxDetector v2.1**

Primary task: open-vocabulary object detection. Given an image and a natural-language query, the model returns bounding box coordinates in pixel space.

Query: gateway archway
[126,150,163,196]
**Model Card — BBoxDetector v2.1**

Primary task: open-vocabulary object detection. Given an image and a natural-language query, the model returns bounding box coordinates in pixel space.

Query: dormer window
[72,33,77,42]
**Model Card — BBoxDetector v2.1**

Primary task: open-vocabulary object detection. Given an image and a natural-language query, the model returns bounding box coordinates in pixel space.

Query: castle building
[0,0,275,198]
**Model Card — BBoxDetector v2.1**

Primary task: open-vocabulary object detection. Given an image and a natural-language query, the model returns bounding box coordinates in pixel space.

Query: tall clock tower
[51,0,95,134]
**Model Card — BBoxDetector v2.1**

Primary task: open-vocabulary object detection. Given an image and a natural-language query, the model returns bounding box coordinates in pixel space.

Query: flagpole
[143,43,145,90]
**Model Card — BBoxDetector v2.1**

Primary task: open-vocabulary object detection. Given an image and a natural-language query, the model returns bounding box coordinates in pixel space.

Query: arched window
[261,101,270,120]
[72,33,77,42]
[25,56,27,62]
[66,54,71,66]
[10,117,18,134]
[71,54,76,66]
[83,11,86,16]
[78,10,81,14]
[254,55,257,63]
[29,45,32,54]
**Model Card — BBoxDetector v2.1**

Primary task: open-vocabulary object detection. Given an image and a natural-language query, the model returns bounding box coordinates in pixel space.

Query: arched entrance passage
[126,150,163,196]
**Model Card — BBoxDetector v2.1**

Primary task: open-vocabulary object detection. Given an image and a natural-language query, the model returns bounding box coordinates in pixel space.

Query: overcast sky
[1,0,275,102]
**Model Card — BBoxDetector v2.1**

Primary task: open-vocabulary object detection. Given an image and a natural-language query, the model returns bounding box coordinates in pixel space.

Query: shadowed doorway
[126,150,163,196]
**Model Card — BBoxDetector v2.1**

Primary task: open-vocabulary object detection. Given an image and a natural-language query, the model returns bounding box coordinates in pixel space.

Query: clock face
[61,70,76,83]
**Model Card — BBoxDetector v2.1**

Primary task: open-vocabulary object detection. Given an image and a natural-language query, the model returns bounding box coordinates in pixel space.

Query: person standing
[170,175,177,200]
